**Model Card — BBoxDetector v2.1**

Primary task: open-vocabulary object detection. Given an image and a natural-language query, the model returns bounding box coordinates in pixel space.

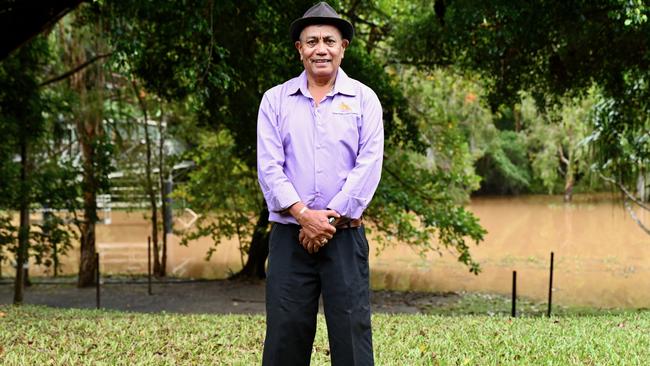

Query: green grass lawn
[1,305,649,365]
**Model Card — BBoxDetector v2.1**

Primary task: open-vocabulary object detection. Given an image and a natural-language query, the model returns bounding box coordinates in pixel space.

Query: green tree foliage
[522,91,596,200]
[105,0,233,102]
[476,129,532,195]
[366,67,488,269]
[173,129,262,265]
[46,8,115,286]
[98,0,487,275]
[0,216,16,277]
[0,0,488,279]
[0,37,49,302]
[393,0,650,107]
[394,0,650,230]
[0,36,79,300]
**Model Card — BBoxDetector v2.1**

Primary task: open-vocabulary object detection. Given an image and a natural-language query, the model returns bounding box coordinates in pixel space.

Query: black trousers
[262,223,374,366]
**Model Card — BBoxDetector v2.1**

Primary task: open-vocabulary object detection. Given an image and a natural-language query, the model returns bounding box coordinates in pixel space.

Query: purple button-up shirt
[257,68,384,225]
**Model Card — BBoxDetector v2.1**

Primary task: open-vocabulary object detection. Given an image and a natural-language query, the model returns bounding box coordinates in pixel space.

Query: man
[257,2,383,365]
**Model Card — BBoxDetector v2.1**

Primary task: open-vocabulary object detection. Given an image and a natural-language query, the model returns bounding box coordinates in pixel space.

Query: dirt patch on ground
[0,278,460,314]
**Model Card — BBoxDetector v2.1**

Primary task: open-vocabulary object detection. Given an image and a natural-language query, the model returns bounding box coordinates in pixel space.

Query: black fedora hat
[290,2,354,42]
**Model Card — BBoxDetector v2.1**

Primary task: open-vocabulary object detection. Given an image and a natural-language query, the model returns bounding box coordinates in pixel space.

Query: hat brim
[290,17,354,43]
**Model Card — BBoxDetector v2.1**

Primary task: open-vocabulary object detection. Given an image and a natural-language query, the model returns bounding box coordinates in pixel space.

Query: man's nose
[316,41,327,54]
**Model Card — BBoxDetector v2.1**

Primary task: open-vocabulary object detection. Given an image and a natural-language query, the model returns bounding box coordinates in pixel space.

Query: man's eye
[307,40,317,46]
[326,40,336,46]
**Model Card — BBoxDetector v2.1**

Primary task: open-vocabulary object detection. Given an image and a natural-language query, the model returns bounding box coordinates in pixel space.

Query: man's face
[295,25,349,81]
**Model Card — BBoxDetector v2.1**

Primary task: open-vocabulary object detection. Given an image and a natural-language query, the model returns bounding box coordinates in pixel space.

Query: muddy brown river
[10,194,650,308]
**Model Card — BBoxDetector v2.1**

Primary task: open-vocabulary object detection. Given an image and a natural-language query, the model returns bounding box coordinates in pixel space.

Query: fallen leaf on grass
[0,311,6,317]
[313,346,330,356]
[617,322,626,328]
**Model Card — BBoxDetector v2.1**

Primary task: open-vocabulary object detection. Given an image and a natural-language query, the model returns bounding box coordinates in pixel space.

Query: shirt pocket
[329,112,360,157]
[331,110,359,130]
[330,98,361,146]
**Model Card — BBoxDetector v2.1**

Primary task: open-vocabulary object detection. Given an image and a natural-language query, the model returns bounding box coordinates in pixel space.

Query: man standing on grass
[256,2,383,365]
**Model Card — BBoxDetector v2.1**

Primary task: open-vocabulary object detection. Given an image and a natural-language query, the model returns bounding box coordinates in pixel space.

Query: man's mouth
[311,59,331,64]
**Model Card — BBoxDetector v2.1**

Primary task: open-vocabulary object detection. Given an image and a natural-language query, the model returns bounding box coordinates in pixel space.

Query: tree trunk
[132,79,161,276]
[564,173,575,203]
[71,16,105,288]
[145,120,161,276]
[13,140,29,304]
[561,147,575,203]
[77,134,98,287]
[77,219,96,286]
[563,151,575,203]
[231,206,270,280]
[158,115,168,276]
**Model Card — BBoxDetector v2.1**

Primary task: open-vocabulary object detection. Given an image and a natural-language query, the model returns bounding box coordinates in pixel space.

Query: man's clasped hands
[293,205,340,254]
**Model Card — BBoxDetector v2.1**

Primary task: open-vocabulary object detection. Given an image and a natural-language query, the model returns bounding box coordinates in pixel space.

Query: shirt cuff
[263,183,301,213]
[327,192,369,219]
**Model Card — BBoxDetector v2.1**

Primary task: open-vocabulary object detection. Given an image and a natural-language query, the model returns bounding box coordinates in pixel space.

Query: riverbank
[8,194,649,309]
[1,277,645,316]
[0,278,459,314]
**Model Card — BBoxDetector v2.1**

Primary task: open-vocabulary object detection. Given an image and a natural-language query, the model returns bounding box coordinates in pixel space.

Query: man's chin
[308,66,337,78]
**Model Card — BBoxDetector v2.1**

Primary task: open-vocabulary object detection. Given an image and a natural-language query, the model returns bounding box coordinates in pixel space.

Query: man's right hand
[296,208,339,243]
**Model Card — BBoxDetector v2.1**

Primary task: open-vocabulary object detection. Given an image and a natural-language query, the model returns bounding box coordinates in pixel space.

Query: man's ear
[341,39,349,58]
[295,41,303,60]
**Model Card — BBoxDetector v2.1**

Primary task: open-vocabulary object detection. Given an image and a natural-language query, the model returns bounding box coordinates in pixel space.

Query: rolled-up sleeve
[327,89,384,218]
[257,92,300,212]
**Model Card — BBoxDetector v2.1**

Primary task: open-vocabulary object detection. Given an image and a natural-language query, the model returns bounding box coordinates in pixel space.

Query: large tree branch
[558,144,570,166]
[383,159,439,207]
[342,12,383,30]
[40,52,113,87]
[1,0,86,60]
[624,199,650,236]
[599,173,650,211]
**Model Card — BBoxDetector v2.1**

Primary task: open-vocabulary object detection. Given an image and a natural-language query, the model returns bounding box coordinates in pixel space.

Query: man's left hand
[299,229,327,254]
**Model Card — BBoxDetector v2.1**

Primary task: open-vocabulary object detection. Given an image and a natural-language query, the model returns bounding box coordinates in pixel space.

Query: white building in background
[53,117,194,226]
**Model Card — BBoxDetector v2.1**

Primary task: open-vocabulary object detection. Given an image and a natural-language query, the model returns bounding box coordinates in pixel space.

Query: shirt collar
[288,68,356,97]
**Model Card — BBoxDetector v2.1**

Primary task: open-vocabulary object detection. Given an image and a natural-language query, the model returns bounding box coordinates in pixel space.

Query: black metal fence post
[511,270,517,317]
[547,252,554,317]
[147,236,152,295]
[95,253,100,309]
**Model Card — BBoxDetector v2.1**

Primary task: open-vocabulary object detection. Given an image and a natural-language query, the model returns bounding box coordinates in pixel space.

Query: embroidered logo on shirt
[339,102,352,112]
